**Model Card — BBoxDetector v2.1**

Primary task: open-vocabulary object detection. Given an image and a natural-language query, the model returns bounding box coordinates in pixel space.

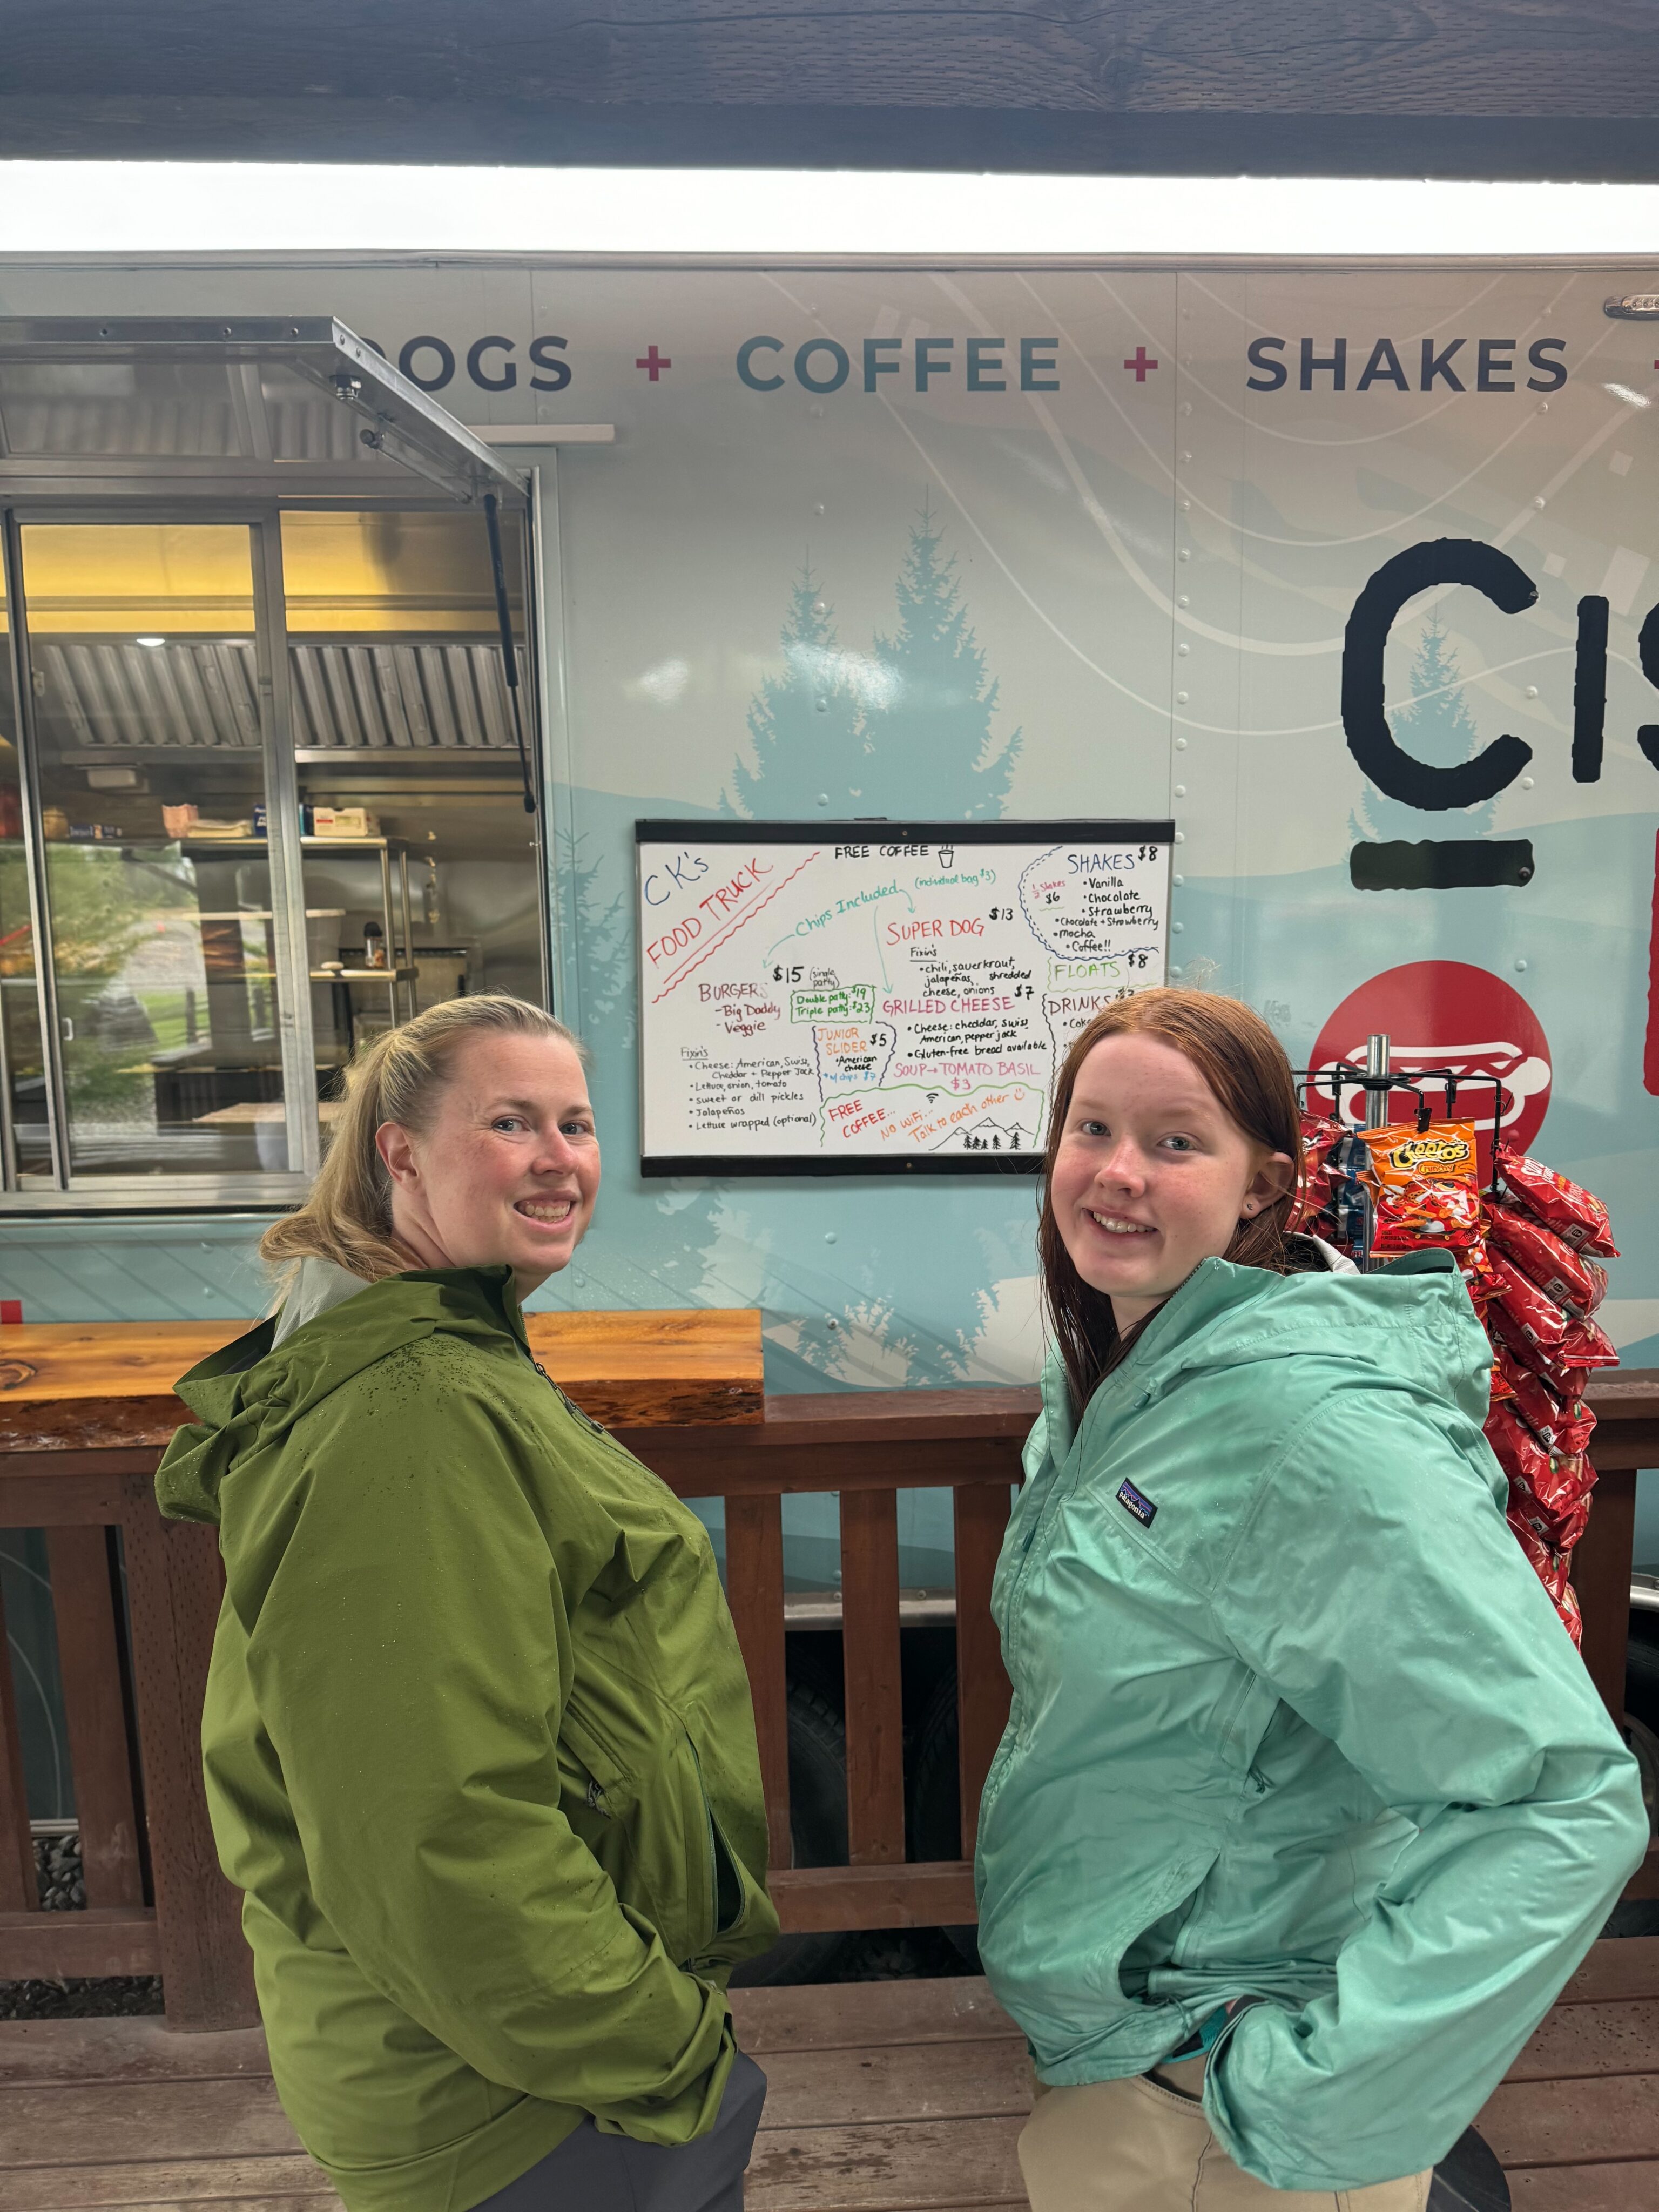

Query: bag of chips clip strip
[1487,1299,1613,1391]
[1488,1249,1572,1350]
[1494,1347,1597,1453]
[1493,1138,1619,1258]
[1487,1204,1609,1317]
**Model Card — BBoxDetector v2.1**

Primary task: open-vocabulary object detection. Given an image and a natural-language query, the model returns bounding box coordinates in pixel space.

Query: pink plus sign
[636,346,672,381]
[1123,346,1158,381]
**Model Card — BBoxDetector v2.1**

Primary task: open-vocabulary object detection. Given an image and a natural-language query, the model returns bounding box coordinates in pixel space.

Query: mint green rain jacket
[974,1250,1648,2192]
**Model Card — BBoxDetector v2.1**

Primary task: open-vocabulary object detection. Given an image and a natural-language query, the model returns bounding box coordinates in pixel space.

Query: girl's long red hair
[1038,988,1306,1415]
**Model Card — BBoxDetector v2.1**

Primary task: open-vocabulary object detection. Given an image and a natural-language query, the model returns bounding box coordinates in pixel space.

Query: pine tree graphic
[1352,621,1495,842]
[732,567,867,815]
[862,498,1021,820]
[568,832,634,1047]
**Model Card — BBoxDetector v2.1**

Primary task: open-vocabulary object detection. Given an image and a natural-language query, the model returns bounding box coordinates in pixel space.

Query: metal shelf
[180,835,409,855]
[311,967,415,982]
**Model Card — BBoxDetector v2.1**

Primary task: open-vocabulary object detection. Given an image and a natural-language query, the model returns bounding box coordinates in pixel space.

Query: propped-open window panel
[0,318,545,1210]
[0,320,528,507]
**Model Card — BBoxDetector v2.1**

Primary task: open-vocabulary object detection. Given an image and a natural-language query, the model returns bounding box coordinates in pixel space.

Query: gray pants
[474,2053,768,2211]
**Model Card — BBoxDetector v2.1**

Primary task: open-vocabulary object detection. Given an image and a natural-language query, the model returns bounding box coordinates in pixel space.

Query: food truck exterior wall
[1,253,1658,1583]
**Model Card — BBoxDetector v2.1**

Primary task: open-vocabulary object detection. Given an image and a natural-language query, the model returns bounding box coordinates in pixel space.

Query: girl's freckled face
[1050,1033,1289,1330]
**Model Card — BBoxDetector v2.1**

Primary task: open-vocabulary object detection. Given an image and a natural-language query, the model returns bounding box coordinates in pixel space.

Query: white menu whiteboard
[637,820,1173,1175]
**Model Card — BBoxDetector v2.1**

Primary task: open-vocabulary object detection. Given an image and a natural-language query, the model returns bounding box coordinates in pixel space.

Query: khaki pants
[1017,2054,1432,2212]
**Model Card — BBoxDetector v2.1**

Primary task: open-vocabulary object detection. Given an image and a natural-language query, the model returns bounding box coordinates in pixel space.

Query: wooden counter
[0,1304,764,1445]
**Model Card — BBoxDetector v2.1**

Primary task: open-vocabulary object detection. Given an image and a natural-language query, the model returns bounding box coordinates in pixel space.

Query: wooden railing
[0,1455,242,2022]
[0,1346,1653,2030]
[0,1387,1024,2026]
[618,1389,1028,1931]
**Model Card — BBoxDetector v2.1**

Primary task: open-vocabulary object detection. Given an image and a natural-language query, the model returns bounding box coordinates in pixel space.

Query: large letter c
[1342,538,1534,810]
[737,336,785,392]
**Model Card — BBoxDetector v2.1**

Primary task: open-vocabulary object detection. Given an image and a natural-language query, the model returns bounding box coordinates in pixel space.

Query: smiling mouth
[515,1197,576,1224]
[1088,1210,1156,1237]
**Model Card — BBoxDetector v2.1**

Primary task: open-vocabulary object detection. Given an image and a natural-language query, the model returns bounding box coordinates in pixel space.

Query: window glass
[280,510,542,1103]
[0,558,49,1183]
[19,524,290,1177]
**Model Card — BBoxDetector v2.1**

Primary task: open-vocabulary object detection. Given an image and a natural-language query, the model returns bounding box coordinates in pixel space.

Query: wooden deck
[4,1940,1657,2210]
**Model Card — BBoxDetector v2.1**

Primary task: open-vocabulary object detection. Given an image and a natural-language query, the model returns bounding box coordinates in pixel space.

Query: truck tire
[727,1680,855,1986]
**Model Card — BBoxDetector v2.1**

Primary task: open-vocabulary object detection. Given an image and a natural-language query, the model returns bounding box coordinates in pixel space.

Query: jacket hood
[157,1265,530,1525]
[1038,1248,1490,1463]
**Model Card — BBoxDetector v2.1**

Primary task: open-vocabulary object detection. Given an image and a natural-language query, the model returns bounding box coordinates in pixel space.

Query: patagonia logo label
[1116,1478,1157,1528]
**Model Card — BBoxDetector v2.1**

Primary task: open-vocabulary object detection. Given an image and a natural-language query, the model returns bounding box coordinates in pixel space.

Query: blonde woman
[157,996,778,2212]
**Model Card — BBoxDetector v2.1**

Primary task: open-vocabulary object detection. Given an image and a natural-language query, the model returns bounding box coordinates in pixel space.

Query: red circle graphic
[1309,961,1552,1170]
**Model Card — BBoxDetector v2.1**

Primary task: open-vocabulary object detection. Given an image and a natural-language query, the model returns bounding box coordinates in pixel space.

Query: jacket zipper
[684,1732,723,1964]
[999,1372,1149,1726]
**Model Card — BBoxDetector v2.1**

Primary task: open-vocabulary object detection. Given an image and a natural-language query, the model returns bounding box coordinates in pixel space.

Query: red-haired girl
[975,989,1644,2211]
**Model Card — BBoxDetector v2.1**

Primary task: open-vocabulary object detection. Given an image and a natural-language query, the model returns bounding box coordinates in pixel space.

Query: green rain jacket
[974,1250,1648,2192]
[155,1266,779,2212]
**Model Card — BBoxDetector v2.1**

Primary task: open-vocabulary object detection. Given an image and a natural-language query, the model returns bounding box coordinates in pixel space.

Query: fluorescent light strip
[1,165,1659,258]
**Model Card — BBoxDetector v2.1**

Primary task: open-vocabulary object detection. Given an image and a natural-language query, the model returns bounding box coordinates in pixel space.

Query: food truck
[0,253,1656,1872]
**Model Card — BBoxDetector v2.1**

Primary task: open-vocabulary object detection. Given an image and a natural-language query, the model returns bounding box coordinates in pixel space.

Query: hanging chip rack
[1292,1032,1515,1269]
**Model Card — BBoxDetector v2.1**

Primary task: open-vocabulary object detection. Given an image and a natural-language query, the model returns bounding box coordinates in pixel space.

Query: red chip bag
[1489,1254,1616,1376]
[1505,1511,1571,1597]
[1501,1349,1591,1406]
[1459,1239,1499,1319]
[1488,1249,1571,1350]
[1299,1112,1341,1164]
[1492,1341,1531,1405]
[1495,1347,1597,1454]
[1554,1581,1583,1647]
[1510,1481,1591,1554]
[1492,1410,1596,1549]
[1488,1357,1515,1407]
[1487,1204,1609,1317]
[1486,1400,1552,1485]
[1560,1314,1619,1372]
[1371,1174,1484,1255]
[1553,1492,1593,1553]
[1550,1399,1597,1456]
[1541,1457,1595,1546]
[1291,1114,1341,1230]
[1487,1300,1602,1394]
[1493,1139,1618,1259]
[1363,1120,1480,1192]
[1505,1513,1581,1646]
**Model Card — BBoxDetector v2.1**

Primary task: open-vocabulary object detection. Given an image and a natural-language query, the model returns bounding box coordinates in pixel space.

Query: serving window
[0,319,544,1207]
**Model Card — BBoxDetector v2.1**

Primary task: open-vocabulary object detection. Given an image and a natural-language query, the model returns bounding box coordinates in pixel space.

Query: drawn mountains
[938,1115,1033,1154]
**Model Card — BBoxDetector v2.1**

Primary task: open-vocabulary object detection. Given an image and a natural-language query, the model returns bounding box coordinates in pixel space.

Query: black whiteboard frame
[635,817,1176,1179]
